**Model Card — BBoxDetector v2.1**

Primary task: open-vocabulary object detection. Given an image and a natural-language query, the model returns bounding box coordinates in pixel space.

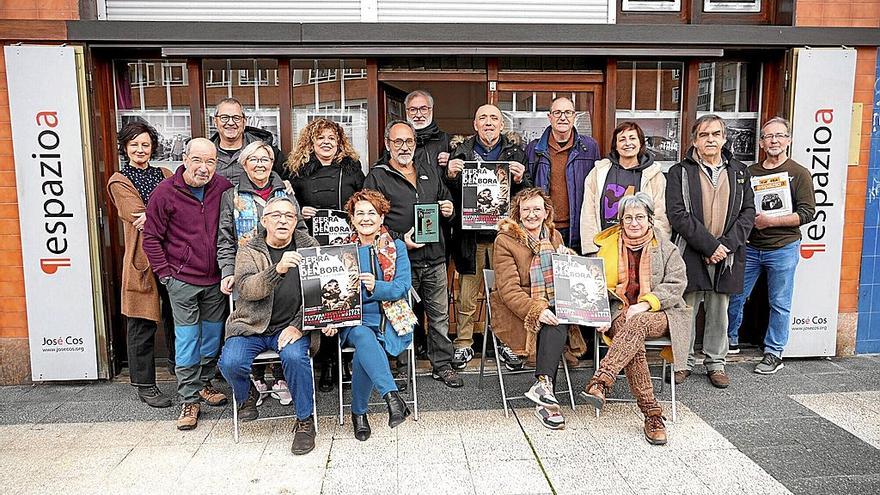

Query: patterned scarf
[525,225,556,306]
[615,226,654,309]
[233,185,286,246]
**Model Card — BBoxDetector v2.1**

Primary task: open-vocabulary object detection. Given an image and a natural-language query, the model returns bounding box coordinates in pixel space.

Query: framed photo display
[704,0,761,12]
[621,0,681,12]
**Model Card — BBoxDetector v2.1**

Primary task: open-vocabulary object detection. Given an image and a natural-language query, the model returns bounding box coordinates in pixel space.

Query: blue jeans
[341,325,398,415]
[727,241,800,357]
[218,332,313,420]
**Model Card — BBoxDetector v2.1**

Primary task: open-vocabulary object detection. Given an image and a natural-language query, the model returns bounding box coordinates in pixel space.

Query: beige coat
[580,158,670,254]
[490,218,587,367]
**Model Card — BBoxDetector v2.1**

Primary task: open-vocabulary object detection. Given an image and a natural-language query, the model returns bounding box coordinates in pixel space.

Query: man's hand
[439,200,454,218]
[509,161,526,183]
[278,325,303,350]
[538,308,559,326]
[220,275,235,295]
[275,251,303,275]
[321,327,338,337]
[359,273,376,292]
[625,301,651,320]
[437,152,450,168]
[447,158,464,178]
[706,244,729,264]
[133,213,146,231]
[754,213,774,230]
[404,228,426,250]
[301,206,318,219]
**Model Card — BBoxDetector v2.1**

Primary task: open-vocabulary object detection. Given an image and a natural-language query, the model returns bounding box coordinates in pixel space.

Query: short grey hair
[761,116,791,137]
[617,192,655,224]
[384,120,416,141]
[263,196,296,215]
[214,97,244,117]
[238,141,275,167]
[691,114,727,141]
[404,90,434,108]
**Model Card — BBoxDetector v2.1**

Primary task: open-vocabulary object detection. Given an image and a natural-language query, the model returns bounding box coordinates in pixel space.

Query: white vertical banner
[787,48,857,357]
[5,45,99,379]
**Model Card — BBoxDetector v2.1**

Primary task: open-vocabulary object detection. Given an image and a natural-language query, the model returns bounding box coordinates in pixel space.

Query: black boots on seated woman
[352,413,371,441]
[384,390,411,428]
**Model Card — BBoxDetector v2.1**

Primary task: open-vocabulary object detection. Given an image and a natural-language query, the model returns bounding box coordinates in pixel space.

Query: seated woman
[492,188,587,430]
[581,192,689,446]
[341,189,415,441]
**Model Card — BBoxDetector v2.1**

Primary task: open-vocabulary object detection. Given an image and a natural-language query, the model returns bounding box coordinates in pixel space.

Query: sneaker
[238,384,259,422]
[525,375,559,408]
[199,382,228,406]
[707,369,730,389]
[253,378,269,406]
[176,402,200,430]
[754,353,784,375]
[728,344,740,355]
[271,380,293,405]
[452,347,475,370]
[534,405,565,430]
[497,343,524,371]
[291,416,316,455]
[136,385,172,408]
[431,368,464,388]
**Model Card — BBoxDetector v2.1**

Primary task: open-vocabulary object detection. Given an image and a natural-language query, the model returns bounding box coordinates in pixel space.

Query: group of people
[108,89,815,453]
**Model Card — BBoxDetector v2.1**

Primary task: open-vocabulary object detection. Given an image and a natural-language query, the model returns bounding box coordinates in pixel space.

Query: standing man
[525,96,600,254]
[666,115,755,389]
[447,104,530,369]
[727,117,815,374]
[405,89,452,171]
[143,138,233,430]
[209,97,286,182]
[363,121,463,388]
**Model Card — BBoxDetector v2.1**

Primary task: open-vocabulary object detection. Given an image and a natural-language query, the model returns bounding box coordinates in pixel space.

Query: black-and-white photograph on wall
[724,118,758,163]
[622,0,682,11]
[704,0,761,12]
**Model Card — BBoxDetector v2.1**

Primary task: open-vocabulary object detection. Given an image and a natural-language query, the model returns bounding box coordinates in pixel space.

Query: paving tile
[326,436,397,469]
[261,437,332,471]
[682,448,791,495]
[791,393,880,450]
[205,417,276,444]
[613,450,713,495]
[785,474,880,495]
[541,457,635,495]
[398,462,476,495]
[397,433,465,462]
[322,465,396,495]
[0,386,33,403]
[469,458,552,495]
[104,444,200,492]
[43,446,134,479]
[524,428,603,460]
[68,420,157,448]
[0,402,61,425]
[748,444,844,482]
[462,431,536,462]
[139,419,216,446]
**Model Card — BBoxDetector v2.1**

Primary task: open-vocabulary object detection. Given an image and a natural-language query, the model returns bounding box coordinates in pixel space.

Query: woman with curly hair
[288,118,365,391]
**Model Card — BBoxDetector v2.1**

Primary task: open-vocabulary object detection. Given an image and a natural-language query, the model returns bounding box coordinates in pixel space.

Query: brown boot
[176,402,200,431]
[580,372,614,411]
[644,408,667,445]
[199,382,229,406]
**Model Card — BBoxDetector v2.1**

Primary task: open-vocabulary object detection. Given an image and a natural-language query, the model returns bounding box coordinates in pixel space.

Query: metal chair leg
[232,388,240,444]
[491,332,510,418]
[478,324,490,389]
[410,343,419,421]
[670,361,677,423]
[561,358,576,411]
[309,356,318,434]
[658,359,667,394]
[337,342,345,426]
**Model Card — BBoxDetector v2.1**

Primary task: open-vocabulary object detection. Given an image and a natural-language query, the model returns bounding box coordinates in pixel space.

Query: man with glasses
[666,114,755,389]
[727,117,815,374]
[209,97,286,183]
[405,90,452,171]
[525,96,600,254]
[447,104,530,369]
[364,120,463,388]
[143,138,233,430]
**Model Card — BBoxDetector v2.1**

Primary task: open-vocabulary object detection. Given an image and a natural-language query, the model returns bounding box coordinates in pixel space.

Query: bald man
[143,137,234,431]
[447,104,531,369]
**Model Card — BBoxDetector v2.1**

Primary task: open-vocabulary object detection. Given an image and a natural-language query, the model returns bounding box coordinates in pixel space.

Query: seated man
[218,196,336,455]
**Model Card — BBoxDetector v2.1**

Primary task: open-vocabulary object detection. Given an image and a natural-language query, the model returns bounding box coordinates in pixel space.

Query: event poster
[751,172,793,217]
[461,161,510,230]
[414,203,440,244]
[552,254,612,326]
[298,244,362,329]
[311,209,352,245]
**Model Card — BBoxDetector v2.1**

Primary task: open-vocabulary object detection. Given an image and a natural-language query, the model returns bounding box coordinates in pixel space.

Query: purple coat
[526,127,600,248]
[143,165,233,285]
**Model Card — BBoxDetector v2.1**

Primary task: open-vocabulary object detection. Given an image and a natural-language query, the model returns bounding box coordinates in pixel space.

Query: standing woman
[287,118,365,391]
[107,121,174,408]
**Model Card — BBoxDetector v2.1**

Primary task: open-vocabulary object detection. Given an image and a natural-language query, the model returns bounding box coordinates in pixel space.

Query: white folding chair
[477,269,577,418]
[593,330,677,422]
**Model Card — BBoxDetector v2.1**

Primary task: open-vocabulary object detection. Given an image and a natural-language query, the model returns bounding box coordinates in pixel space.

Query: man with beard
[363,121,462,388]
[726,117,815,374]
[209,97,286,182]
[405,90,452,171]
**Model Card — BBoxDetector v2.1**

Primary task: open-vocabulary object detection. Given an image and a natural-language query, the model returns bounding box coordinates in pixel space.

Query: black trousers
[127,280,174,386]
[535,323,568,380]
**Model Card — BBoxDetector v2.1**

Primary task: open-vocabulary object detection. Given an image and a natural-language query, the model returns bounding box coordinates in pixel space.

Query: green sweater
[747,158,816,250]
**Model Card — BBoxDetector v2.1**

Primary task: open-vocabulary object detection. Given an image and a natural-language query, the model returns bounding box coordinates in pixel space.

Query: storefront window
[616,61,684,170]
[114,59,191,169]
[291,59,369,169]
[203,59,281,147]
[696,61,762,163]
[497,91,595,144]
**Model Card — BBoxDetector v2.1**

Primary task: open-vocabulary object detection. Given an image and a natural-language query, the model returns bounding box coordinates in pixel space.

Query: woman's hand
[538,308,559,326]
[301,206,318,219]
[359,273,376,292]
[321,327,338,337]
[625,301,651,320]
[133,213,146,231]
[555,244,574,255]
[278,325,304,350]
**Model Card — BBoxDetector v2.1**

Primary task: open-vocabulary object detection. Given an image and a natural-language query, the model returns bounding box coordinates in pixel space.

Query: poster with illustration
[298,244,361,329]
[461,161,510,230]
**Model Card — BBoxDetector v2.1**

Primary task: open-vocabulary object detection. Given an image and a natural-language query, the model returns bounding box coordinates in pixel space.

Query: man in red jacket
[143,137,233,430]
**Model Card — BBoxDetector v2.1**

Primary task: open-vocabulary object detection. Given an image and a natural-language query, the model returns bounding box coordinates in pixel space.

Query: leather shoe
[671,369,691,385]
[708,370,730,389]
[383,390,411,428]
[352,413,371,441]
[579,372,614,411]
[318,360,335,393]
[137,385,172,408]
[644,408,668,445]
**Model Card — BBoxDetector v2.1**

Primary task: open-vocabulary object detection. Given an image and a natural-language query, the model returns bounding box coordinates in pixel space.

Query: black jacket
[666,147,755,294]
[363,155,453,268]
[291,155,365,232]
[448,133,532,275]
[209,126,288,183]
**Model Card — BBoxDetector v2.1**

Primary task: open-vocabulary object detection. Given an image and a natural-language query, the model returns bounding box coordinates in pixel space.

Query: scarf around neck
[615,226,654,308]
[525,225,556,307]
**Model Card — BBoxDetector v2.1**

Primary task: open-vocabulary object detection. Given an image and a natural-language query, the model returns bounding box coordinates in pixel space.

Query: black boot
[319,360,335,393]
[383,390,411,428]
[341,359,352,389]
[352,412,371,441]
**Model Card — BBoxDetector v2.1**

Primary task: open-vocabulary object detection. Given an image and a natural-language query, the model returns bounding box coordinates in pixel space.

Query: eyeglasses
[622,214,648,224]
[550,110,576,119]
[216,114,244,124]
[406,106,432,115]
[247,156,272,165]
[520,207,546,216]
[388,138,416,149]
[188,156,217,166]
[263,212,297,222]
[761,133,790,141]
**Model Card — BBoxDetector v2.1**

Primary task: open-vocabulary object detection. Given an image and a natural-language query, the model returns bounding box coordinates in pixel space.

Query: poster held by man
[299,244,362,329]
[414,203,440,244]
[461,161,510,230]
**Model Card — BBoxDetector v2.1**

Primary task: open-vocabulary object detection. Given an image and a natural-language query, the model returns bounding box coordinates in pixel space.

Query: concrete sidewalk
[1,355,879,494]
